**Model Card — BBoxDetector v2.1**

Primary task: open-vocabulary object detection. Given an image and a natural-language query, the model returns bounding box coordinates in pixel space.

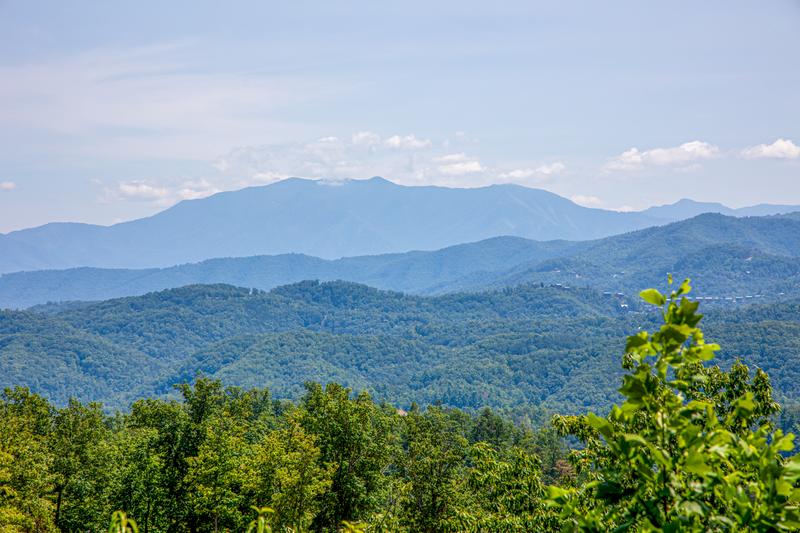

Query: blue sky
[0,0,798,232]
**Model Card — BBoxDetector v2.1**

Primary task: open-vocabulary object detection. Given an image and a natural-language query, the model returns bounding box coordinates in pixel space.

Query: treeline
[0,380,568,532]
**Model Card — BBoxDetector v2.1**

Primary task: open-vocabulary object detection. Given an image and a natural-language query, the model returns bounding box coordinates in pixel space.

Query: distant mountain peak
[640,198,800,222]
[2,177,799,275]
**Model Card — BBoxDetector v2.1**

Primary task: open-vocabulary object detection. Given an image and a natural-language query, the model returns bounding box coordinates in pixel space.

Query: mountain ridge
[3,279,800,413]
[4,211,800,309]
[641,198,800,220]
[0,177,681,273]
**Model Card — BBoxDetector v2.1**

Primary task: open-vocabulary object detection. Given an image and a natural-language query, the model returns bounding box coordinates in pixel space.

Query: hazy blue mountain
[4,212,800,309]
[4,177,799,277]
[640,198,800,221]
[0,237,577,308]
[0,177,666,274]
[487,212,800,298]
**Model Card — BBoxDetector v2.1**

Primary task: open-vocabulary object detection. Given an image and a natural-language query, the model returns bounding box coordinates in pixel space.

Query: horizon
[1,1,799,232]
[3,175,799,235]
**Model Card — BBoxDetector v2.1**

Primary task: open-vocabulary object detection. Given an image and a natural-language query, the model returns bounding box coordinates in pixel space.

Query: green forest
[4,279,800,417]
[3,279,800,531]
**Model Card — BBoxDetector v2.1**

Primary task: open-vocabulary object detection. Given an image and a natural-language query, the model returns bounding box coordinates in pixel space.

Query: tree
[185,414,246,533]
[241,418,332,531]
[464,443,558,531]
[549,278,800,531]
[127,397,192,531]
[108,426,166,533]
[50,398,113,532]
[396,407,470,532]
[0,388,55,531]
[299,383,395,531]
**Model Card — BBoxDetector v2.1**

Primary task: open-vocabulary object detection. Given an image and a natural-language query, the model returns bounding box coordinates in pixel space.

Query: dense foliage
[0,281,637,412]
[0,381,568,532]
[3,279,799,531]
[549,279,800,531]
[3,280,800,416]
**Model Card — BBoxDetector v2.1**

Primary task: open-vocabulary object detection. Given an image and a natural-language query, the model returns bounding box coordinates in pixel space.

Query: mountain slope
[465,212,800,298]
[4,212,800,309]
[0,309,164,405]
[3,281,800,415]
[640,198,800,221]
[4,177,800,276]
[0,236,577,308]
[0,177,664,274]
[0,282,638,411]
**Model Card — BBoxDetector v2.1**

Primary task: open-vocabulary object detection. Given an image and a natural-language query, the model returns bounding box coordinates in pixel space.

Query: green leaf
[587,412,613,439]
[684,452,711,475]
[678,278,692,296]
[619,375,648,401]
[625,331,650,351]
[640,288,666,306]
[774,433,795,453]
[622,433,647,446]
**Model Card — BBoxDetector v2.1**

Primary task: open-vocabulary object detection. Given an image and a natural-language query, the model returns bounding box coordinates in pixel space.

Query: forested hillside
[0,237,577,308]
[3,211,800,309]
[3,280,800,415]
[480,212,800,297]
[3,282,800,531]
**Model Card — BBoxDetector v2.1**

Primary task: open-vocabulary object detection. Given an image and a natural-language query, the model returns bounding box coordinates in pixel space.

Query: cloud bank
[213,132,566,189]
[93,134,796,212]
[605,141,720,172]
[741,139,800,160]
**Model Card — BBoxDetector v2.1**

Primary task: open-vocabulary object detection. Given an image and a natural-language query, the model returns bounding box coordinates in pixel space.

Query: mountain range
[4,177,800,413]
[3,280,799,413]
[3,211,800,309]
[3,177,799,275]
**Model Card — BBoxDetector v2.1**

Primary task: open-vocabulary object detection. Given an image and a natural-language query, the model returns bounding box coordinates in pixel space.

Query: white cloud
[117,182,170,201]
[351,131,382,146]
[250,171,290,185]
[741,138,800,159]
[437,160,485,176]
[175,179,220,201]
[435,153,469,163]
[570,194,603,208]
[0,181,16,190]
[535,162,567,176]
[212,132,565,189]
[216,132,452,186]
[108,179,218,207]
[498,162,566,180]
[498,169,534,180]
[604,141,719,172]
[434,154,485,175]
[384,134,432,150]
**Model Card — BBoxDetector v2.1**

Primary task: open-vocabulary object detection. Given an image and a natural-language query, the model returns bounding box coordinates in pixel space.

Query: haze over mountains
[3,212,800,309]
[3,177,799,276]
[4,177,800,412]
[640,198,800,220]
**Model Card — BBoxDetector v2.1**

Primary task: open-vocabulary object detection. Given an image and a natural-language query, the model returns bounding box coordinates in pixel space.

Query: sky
[0,0,799,233]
